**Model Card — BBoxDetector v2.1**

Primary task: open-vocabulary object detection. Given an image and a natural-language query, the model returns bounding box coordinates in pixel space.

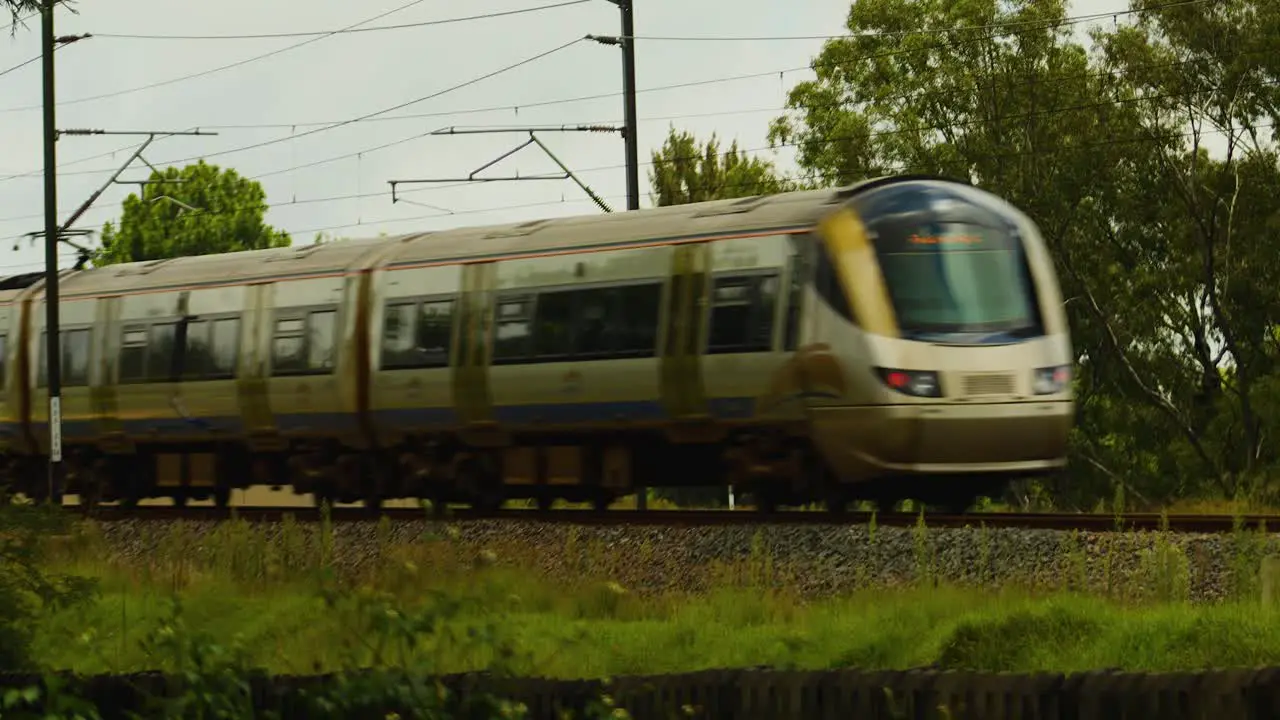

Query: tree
[94,160,291,266]
[768,0,1280,507]
[648,126,793,207]
[6,0,37,29]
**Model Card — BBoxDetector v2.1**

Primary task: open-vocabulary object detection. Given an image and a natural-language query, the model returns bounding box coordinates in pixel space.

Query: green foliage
[4,0,39,33]
[647,125,793,207]
[94,160,290,266]
[0,504,98,671]
[769,0,1280,508]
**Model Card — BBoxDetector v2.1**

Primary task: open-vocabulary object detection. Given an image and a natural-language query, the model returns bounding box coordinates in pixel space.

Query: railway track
[58,505,1280,534]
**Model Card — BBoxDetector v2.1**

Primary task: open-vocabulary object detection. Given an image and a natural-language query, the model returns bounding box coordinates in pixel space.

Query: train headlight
[1032,365,1072,395]
[874,367,943,398]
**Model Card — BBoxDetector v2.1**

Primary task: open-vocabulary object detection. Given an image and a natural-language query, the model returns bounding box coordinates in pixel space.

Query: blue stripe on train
[24,397,760,441]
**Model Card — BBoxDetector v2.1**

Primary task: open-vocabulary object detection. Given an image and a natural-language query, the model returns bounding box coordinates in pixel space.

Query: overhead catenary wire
[10,15,1253,191]
[7,111,1265,242]
[92,37,588,169]
[92,0,592,41]
[0,0,1239,184]
[158,53,1280,187]
[0,0,436,113]
[0,52,40,79]
[0,56,1267,227]
[0,116,1269,276]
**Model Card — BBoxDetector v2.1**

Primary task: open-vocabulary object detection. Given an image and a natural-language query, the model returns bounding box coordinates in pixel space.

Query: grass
[19,505,1280,680]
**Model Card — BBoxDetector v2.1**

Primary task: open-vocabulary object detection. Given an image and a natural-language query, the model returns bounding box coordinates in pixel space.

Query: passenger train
[0,175,1073,513]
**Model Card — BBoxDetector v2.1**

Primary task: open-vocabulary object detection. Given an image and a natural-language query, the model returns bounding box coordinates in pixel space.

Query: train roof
[15,175,974,301]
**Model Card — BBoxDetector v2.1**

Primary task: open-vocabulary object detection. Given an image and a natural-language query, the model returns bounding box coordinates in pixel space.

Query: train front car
[806,177,1073,512]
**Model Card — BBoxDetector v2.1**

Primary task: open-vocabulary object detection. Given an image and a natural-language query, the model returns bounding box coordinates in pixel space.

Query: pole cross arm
[387,128,614,213]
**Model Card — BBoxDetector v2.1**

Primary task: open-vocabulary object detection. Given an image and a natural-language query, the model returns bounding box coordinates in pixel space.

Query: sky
[0,0,1129,275]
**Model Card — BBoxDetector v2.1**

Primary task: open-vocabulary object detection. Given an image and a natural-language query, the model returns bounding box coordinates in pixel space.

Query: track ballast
[55,505,1280,534]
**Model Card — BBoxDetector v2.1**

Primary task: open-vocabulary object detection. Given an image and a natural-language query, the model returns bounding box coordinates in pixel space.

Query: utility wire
[169,1,1246,134]
[0,1,1239,183]
[94,0,591,41]
[0,52,40,80]
[173,53,1280,186]
[0,47,1264,217]
[11,113,1264,237]
[1,116,1269,270]
[0,0,437,113]
[126,37,587,168]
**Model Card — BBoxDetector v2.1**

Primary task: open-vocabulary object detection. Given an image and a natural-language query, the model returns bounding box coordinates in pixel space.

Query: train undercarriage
[0,425,1025,514]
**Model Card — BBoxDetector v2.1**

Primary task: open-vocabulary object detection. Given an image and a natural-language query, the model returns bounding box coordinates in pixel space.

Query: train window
[272,316,307,375]
[183,320,211,380]
[63,329,91,386]
[416,301,453,368]
[306,310,337,372]
[36,328,91,387]
[813,243,854,322]
[533,291,575,358]
[492,298,533,364]
[146,323,177,382]
[707,274,778,354]
[183,317,239,380]
[600,283,661,357]
[381,300,453,370]
[381,303,418,369]
[208,318,240,377]
[119,328,148,383]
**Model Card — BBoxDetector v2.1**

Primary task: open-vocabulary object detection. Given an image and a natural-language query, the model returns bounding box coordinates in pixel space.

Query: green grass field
[20,511,1280,679]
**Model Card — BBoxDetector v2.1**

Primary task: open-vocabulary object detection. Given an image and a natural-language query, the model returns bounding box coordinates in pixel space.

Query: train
[0,174,1073,513]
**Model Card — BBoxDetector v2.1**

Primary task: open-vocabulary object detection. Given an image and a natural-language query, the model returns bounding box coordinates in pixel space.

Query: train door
[698,235,796,424]
[91,295,127,453]
[659,242,712,436]
[451,262,498,443]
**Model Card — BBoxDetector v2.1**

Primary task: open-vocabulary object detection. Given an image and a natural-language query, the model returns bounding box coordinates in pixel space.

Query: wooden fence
[5,666,1280,718]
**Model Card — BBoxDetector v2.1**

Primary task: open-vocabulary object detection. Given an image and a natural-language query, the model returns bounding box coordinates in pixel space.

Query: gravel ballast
[77,517,1280,603]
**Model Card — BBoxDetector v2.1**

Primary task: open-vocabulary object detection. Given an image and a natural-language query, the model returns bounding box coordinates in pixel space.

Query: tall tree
[648,126,792,206]
[769,0,1280,506]
[5,0,37,29]
[94,160,291,266]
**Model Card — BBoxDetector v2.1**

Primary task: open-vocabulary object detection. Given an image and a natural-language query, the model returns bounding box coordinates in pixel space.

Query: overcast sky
[0,0,1126,275]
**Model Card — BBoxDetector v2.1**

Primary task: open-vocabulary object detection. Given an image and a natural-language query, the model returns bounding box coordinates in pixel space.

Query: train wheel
[536,494,554,511]
[824,488,851,516]
[592,491,613,512]
[457,455,503,512]
[213,486,231,509]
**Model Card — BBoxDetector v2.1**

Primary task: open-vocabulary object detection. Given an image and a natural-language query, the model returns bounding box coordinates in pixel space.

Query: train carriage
[0,175,1074,513]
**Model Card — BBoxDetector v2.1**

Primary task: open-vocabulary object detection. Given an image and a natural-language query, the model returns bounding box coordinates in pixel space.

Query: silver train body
[0,175,1073,511]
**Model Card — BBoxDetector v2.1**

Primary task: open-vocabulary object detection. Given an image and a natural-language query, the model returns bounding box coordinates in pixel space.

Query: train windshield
[873,222,1038,339]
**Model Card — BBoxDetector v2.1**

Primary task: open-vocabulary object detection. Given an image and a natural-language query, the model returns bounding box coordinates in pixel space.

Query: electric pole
[41,0,62,504]
[618,0,639,211]
[590,0,640,211]
[590,0,645,508]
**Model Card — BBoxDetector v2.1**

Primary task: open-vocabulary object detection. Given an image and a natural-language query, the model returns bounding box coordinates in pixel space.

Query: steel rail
[59,505,1280,533]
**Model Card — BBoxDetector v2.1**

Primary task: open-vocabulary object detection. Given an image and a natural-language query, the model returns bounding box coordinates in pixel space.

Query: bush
[0,502,98,671]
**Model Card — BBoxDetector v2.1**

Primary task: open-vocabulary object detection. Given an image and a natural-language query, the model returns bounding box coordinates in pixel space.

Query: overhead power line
[0,0,1233,185]
[0,0,436,113]
[0,38,1261,193]
[138,37,588,168]
[0,53,40,79]
[0,32,86,81]
[93,0,592,41]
